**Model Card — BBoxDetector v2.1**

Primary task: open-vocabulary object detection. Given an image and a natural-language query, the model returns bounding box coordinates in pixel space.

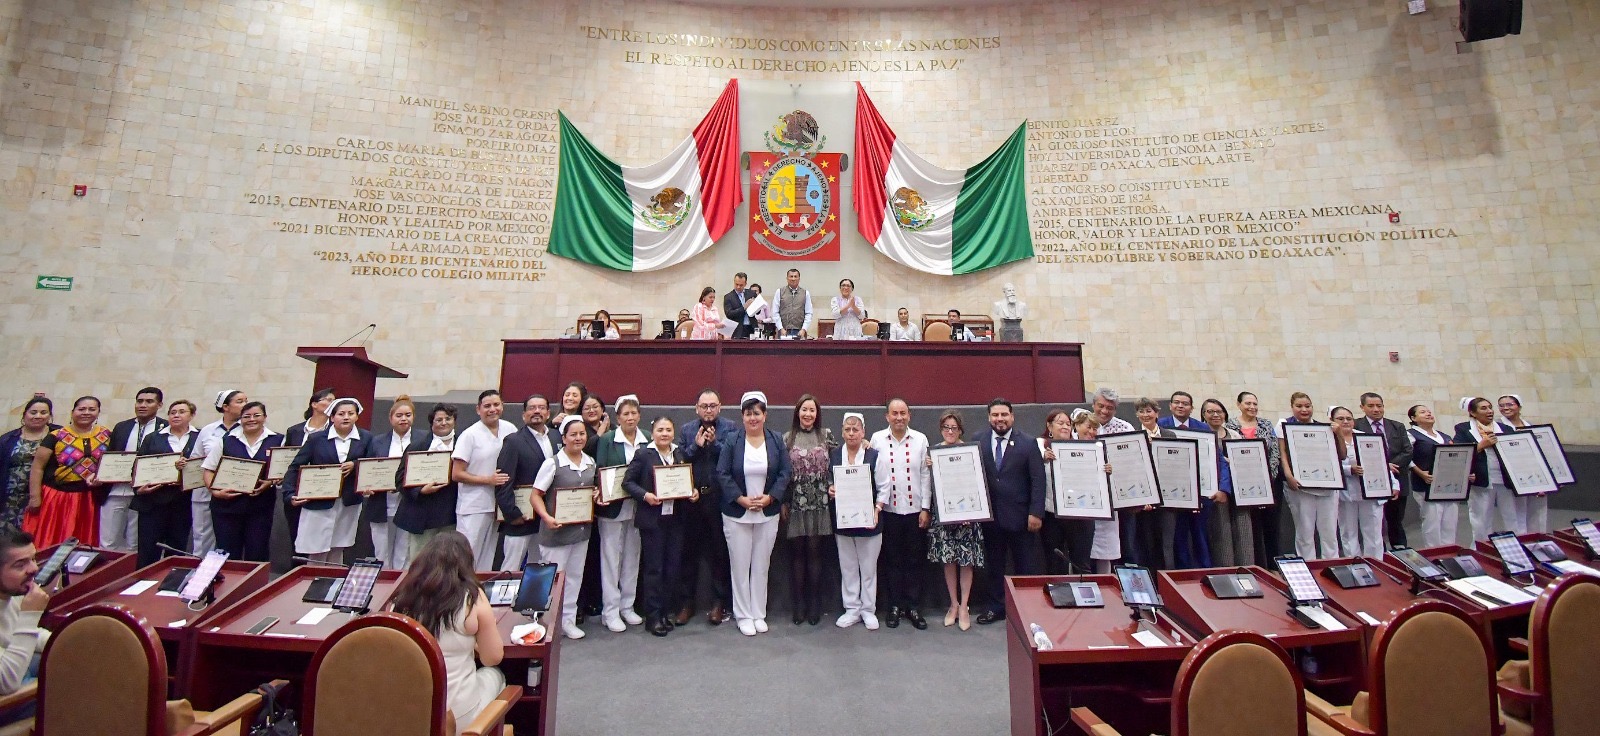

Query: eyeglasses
[696,403,720,410]
[940,424,960,431]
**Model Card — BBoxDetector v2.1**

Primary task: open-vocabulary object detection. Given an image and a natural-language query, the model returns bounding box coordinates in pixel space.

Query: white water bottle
[1029,622,1053,650]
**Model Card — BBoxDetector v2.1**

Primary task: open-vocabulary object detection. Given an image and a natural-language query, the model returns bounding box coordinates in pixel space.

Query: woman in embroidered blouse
[830,279,866,340]
[782,394,834,625]
[27,396,109,547]
[690,287,722,340]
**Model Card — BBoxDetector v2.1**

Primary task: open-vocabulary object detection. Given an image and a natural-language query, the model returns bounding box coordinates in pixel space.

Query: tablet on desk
[1488,531,1537,576]
[1390,546,1448,583]
[34,538,79,586]
[333,560,382,612]
[513,562,557,617]
[1274,556,1329,604]
[1114,564,1161,608]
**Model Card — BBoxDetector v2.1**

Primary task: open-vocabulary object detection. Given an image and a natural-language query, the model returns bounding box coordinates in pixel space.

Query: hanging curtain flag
[550,80,742,272]
[851,83,1033,276]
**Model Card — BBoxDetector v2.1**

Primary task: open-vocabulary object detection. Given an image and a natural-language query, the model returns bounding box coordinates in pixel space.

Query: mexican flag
[550,80,742,272]
[852,83,1033,276]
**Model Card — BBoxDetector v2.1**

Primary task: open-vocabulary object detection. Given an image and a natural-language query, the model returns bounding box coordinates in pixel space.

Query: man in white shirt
[869,399,932,630]
[771,268,813,338]
[102,387,167,552]
[888,307,921,341]
[452,390,516,570]
[0,528,48,703]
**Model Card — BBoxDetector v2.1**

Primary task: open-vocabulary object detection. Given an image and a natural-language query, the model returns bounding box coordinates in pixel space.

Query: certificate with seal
[1222,439,1276,507]
[598,465,629,503]
[355,457,402,493]
[832,463,875,530]
[1355,433,1393,500]
[403,450,452,487]
[210,456,264,493]
[928,443,992,525]
[551,486,595,525]
[296,464,344,501]
[1151,437,1201,511]
[1049,440,1111,521]
[266,445,299,482]
[97,452,137,484]
[1283,423,1342,491]
[653,464,695,500]
[1101,431,1161,509]
[132,453,180,487]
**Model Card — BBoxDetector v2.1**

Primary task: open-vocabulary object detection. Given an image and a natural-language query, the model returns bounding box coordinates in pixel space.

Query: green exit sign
[35,275,73,291]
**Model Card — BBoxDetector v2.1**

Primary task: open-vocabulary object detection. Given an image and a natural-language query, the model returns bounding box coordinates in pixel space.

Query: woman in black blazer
[828,413,883,630]
[714,391,793,637]
[133,400,199,566]
[393,404,459,562]
[1453,397,1519,542]
[1407,404,1464,547]
[281,388,335,553]
[201,401,282,562]
[623,416,699,636]
[286,398,374,563]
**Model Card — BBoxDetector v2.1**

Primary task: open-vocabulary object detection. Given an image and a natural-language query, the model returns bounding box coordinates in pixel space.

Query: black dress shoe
[807,613,821,626]
[575,611,586,625]
[885,606,901,628]
[649,619,670,637]
[975,610,1005,625]
[905,609,928,630]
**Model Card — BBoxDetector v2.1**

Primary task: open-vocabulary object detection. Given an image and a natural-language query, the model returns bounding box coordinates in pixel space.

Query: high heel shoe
[943,606,957,627]
[957,607,971,631]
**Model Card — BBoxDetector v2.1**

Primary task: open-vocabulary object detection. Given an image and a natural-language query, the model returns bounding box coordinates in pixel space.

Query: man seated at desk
[945,310,978,341]
[0,528,48,721]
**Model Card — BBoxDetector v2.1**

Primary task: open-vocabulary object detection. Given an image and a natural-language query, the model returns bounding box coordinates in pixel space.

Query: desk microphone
[1051,548,1087,583]
[157,543,197,559]
[292,556,349,568]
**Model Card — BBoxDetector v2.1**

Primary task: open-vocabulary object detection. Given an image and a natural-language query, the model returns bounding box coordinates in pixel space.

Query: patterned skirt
[927,521,984,567]
[24,486,98,548]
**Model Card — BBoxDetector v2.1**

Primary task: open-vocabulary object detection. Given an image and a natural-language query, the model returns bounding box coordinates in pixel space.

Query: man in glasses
[675,389,737,625]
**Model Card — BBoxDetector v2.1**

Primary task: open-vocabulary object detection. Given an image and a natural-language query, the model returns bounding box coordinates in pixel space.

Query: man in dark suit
[1356,392,1414,546]
[974,398,1046,624]
[723,272,755,339]
[676,388,739,625]
[495,395,559,571]
[103,387,168,552]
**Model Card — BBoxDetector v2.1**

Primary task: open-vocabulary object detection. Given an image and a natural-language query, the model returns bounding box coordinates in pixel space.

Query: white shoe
[604,615,626,633]
[620,610,644,626]
[861,611,880,631]
[564,622,586,640]
[753,618,768,633]
[737,619,757,636]
[836,611,861,628]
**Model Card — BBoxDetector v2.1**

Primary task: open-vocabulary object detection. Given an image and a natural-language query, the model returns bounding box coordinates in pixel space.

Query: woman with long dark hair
[201,401,282,562]
[281,388,335,552]
[388,531,506,731]
[782,394,834,625]
[27,396,109,547]
[0,398,56,531]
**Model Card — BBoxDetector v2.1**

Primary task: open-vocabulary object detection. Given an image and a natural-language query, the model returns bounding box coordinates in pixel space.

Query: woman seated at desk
[583,310,621,340]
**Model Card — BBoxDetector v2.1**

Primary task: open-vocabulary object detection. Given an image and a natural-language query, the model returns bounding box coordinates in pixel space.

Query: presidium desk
[501,339,1086,408]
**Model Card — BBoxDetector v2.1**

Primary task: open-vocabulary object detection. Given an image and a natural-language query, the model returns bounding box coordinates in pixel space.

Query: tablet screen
[1489,532,1536,576]
[333,561,382,610]
[1391,546,1447,581]
[180,549,229,602]
[514,562,557,614]
[1276,556,1327,603]
[1115,565,1159,607]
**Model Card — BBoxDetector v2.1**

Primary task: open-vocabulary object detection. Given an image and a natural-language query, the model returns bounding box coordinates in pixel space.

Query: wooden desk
[921,314,995,338]
[46,556,269,696]
[1298,556,1487,648]
[1473,532,1596,577]
[185,565,406,708]
[1158,567,1366,703]
[469,572,564,736]
[37,543,137,618]
[1005,576,1191,736]
[501,339,1086,407]
[1412,545,1540,662]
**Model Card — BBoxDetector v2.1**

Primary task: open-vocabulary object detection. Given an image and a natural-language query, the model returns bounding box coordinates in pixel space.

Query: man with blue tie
[974,398,1046,625]
[1159,391,1211,568]
[723,272,755,339]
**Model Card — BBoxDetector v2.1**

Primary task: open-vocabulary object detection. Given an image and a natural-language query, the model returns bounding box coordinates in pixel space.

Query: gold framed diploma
[97,452,137,484]
[296,464,344,501]
[653,464,695,500]
[355,457,402,493]
[550,486,595,525]
[598,465,629,504]
[181,458,206,491]
[512,486,538,519]
[132,453,180,487]
[266,445,300,482]
[403,450,452,487]
[210,456,265,493]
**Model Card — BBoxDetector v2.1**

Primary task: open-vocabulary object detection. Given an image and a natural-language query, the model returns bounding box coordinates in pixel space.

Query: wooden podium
[295,346,407,429]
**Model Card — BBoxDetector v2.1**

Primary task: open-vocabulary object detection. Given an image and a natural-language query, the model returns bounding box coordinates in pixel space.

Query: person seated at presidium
[584,310,621,340]
[944,310,978,341]
[889,307,920,341]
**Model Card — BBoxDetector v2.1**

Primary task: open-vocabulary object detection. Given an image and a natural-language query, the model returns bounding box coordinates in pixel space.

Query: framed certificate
[97,452,137,484]
[1049,440,1111,520]
[1354,433,1392,500]
[1426,445,1473,502]
[132,453,180,487]
[1222,439,1275,507]
[210,456,264,493]
[550,486,595,525]
[1525,425,1574,486]
[653,464,695,500]
[266,445,299,482]
[296,464,344,501]
[1151,437,1201,511]
[181,459,206,491]
[355,457,402,493]
[1282,423,1343,491]
[597,465,628,504]
[403,450,452,487]
[1494,431,1559,496]
[928,443,992,525]
[1169,429,1218,498]
[1100,431,1161,509]
[512,486,537,519]
[832,463,875,530]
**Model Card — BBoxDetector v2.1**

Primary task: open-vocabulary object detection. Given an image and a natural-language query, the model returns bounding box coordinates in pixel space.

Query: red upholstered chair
[302,611,520,736]
[1071,629,1316,736]
[21,603,272,736]
[1305,599,1498,736]
[1497,573,1600,736]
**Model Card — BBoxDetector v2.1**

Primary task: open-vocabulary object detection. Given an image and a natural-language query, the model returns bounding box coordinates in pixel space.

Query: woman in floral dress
[782,394,834,625]
[927,408,984,631]
[0,397,55,530]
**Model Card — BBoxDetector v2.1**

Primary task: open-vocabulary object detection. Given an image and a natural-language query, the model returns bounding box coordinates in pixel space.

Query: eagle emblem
[639,187,691,231]
[891,187,934,231]
[765,110,826,155]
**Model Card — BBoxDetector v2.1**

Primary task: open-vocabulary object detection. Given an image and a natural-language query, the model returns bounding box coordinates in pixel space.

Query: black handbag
[249,681,300,736]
